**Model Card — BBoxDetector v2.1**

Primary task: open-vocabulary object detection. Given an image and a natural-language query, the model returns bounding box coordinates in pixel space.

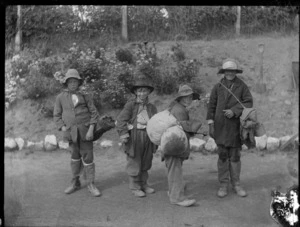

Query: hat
[62,69,82,84]
[218,58,243,74]
[175,85,200,101]
[129,76,154,94]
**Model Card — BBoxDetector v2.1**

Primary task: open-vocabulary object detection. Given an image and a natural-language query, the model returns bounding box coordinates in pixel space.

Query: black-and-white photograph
[4,5,299,227]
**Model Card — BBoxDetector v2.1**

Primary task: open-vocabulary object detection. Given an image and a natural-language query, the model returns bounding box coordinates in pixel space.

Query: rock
[295,136,299,147]
[255,135,268,150]
[242,144,248,150]
[284,100,292,105]
[204,137,217,152]
[279,135,292,150]
[100,139,113,148]
[26,141,44,151]
[58,141,69,150]
[266,137,280,151]
[15,137,25,150]
[118,142,123,147]
[44,135,58,151]
[5,138,18,151]
[279,135,291,144]
[190,138,206,152]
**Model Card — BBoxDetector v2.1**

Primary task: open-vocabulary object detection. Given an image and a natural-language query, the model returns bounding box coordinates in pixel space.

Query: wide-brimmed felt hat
[129,76,154,94]
[62,69,82,84]
[175,84,200,101]
[218,58,243,74]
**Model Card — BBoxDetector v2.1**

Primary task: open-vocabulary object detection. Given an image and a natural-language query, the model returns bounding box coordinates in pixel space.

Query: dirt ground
[4,146,298,227]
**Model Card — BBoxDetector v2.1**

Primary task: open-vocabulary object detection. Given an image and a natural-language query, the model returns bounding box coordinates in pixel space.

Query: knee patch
[218,151,228,162]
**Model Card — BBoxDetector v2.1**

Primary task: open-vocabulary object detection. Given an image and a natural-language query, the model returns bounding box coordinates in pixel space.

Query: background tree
[14,5,22,53]
[122,6,128,42]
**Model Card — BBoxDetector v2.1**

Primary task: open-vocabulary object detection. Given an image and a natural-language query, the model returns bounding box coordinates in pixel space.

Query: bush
[20,71,62,100]
[115,48,134,64]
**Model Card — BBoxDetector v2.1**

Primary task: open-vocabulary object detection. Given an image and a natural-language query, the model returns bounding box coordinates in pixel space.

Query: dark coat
[53,90,98,142]
[206,76,253,148]
[116,99,158,157]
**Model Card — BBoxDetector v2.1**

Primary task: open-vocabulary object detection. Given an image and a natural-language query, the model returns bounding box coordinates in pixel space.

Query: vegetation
[5,5,299,111]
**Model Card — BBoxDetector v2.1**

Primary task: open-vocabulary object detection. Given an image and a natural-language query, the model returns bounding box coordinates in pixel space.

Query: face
[135,87,150,100]
[67,78,80,92]
[224,71,237,80]
[179,94,193,107]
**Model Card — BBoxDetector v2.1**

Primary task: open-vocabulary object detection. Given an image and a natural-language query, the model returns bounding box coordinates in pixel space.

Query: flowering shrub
[5,72,19,108]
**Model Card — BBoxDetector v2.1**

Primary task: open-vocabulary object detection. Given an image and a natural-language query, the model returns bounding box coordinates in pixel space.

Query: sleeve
[116,101,133,137]
[231,83,253,118]
[206,84,218,121]
[84,94,98,125]
[53,94,65,131]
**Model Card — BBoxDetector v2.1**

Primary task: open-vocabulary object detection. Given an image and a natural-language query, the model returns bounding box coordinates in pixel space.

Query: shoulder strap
[218,82,246,109]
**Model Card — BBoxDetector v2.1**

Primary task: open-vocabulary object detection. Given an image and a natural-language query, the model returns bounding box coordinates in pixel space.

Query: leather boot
[230,161,247,197]
[85,163,101,197]
[64,160,82,194]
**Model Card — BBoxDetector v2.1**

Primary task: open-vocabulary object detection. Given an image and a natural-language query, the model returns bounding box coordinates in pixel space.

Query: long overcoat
[206,76,253,148]
[53,90,98,142]
[116,99,157,157]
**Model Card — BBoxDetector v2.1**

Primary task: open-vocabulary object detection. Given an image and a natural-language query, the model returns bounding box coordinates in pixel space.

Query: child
[164,84,199,207]
[53,69,101,197]
[116,74,157,197]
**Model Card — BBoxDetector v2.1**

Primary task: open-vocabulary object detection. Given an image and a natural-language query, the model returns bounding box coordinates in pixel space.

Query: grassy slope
[5,35,299,143]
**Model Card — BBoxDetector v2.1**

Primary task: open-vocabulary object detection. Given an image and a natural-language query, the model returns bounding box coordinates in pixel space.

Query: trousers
[217,145,242,186]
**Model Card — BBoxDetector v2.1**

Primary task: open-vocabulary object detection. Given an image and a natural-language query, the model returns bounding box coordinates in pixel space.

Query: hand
[85,129,94,141]
[61,126,67,132]
[223,109,234,119]
[209,124,214,139]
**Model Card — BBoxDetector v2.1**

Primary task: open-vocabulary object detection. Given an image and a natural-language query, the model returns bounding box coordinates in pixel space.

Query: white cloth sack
[146,110,178,145]
[160,125,189,157]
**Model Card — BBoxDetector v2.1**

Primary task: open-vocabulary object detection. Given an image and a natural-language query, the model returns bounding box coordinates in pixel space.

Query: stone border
[4,134,299,153]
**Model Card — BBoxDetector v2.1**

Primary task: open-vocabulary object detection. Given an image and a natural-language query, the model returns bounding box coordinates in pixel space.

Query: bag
[146,110,179,145]
[82,94,115,141]
[160,125,189,157]
[93,115,116,141]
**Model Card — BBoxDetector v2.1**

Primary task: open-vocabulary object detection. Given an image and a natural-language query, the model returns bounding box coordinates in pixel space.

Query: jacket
[116,99,157,157]
[206,76,253,148]
[167,101,191,159]
[53,90,98,142]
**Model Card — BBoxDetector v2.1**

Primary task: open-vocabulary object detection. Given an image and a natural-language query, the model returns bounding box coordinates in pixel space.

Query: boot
[217,185,228,198]
[217,159,230,198]
[233,185,247,197]
[84,163,101,197]
[64,160,82,194]
[65,176,81,194]
[87,182,101,197]
[229,161,247,197]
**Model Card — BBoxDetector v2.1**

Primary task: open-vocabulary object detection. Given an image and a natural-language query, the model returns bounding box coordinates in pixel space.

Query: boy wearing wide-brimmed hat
[206,58,253,198]
[53,69,101,197]
[116,73,158,197]
[164,84,200,207]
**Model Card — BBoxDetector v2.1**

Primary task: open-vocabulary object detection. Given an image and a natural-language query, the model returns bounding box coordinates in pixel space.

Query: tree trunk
[15,5,22,53]
[236,6,241,37]
[121,5,128,42]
